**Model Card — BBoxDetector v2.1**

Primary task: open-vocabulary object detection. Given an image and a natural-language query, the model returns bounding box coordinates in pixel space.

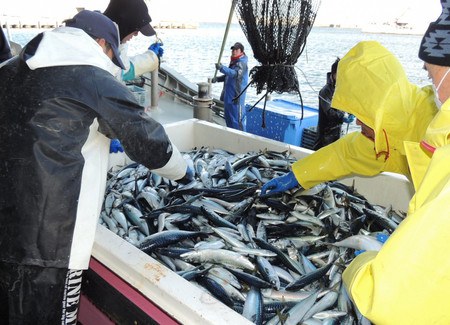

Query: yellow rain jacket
[343,120,450,324]
[292,41,437,189]
[404,99,450,190]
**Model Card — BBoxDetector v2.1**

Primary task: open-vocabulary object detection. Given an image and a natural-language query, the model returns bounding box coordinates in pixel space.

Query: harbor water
[149,24,429,109]
[9,23,428,132]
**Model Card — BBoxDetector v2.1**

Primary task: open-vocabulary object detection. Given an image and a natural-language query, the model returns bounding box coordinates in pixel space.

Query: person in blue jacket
[214,42,249,131]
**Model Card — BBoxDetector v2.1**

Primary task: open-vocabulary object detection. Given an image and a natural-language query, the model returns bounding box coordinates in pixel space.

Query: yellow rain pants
[343,143,450,324]
[292,41,437,189]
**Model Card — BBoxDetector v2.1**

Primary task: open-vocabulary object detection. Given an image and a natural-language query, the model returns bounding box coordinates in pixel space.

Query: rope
[295,65,332,105]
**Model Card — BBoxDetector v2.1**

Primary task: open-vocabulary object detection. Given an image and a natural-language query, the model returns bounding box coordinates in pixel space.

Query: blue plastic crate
[245,99,318,146]
[126,85,147,106]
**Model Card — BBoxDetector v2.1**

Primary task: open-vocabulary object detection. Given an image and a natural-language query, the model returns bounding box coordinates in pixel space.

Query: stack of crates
[300,126,317,150]
[245,99,319,148]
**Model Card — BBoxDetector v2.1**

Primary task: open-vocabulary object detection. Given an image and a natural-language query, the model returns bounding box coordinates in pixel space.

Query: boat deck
[139,66,225,126]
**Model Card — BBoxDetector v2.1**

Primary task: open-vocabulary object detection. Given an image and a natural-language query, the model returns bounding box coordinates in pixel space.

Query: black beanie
[419,0,450,66]
[104,0,156,41]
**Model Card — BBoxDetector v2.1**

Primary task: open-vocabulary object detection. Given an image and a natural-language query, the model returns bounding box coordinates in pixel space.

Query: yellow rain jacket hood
[332,41,437,161]
[292,41,437,189]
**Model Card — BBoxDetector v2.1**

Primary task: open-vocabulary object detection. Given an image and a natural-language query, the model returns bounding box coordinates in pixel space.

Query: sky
[1,0,443,29]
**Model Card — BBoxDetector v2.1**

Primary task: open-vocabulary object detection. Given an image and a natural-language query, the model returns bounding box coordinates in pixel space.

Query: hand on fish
[260,171,300,196]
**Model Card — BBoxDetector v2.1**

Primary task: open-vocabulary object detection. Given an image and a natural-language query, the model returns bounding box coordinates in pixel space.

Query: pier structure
[1,15,198,30]
[1,15,67,29]
[155,21,198,29]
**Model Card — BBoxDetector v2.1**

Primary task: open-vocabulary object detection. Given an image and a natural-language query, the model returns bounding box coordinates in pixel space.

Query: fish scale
[100,147,400,324]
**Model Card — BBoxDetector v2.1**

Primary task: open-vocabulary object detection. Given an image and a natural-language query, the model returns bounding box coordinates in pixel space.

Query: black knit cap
[104,0,156,41]
[419,0,450,66]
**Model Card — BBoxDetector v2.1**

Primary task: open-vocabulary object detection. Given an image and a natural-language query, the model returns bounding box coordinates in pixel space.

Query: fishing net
[234,0,321,126]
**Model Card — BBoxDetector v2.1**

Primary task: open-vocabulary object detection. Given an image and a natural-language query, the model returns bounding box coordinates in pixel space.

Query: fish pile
[100,147,405,325]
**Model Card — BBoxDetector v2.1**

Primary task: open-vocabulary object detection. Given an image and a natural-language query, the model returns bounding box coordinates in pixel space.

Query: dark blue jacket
[0,31,183,269]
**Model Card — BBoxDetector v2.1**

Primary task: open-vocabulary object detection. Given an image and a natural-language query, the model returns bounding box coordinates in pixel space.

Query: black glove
[215,63,223,71]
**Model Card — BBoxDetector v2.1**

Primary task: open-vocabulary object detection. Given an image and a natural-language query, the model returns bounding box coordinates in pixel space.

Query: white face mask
[433,68,450,109]
[433,84,442,109]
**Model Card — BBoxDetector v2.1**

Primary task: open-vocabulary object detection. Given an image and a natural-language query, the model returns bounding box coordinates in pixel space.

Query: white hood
[26,27,117,75]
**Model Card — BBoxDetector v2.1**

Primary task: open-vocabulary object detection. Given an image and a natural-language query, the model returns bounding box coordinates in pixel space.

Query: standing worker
[313,58,354,150]
[104,0,164,153]
[261,41,437,197]
[0,10,192,324]
[342,1,450,323]
[104,0,164,81]
[214,42,249,131]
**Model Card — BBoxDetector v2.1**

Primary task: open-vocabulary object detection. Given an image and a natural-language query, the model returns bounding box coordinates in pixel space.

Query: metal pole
[151,69,159,110]
[213,0,237,79]
[149,32,164,110]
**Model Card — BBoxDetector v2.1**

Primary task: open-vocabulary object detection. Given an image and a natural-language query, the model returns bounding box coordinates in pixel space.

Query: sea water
[131,24,428,108]
[9,23,428,132]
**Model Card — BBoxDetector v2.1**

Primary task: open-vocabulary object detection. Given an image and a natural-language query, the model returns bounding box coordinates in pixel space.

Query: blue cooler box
[245,99,318,147]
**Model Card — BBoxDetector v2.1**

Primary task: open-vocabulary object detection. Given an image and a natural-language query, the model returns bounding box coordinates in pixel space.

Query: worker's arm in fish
[343,144,450,324]
[94,76,187,180]
[292,132,385,189]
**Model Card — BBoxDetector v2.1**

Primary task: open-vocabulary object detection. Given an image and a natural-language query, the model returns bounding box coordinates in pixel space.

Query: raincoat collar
[24,27,117,75]
[231,53,245,62]
[421,98,450,152]
[405,98,450,190]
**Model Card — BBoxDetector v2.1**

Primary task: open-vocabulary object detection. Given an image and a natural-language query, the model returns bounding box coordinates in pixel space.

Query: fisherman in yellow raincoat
[342,1,450,323]
[261,40,437,195]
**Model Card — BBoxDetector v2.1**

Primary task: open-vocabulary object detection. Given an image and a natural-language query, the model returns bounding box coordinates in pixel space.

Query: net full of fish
[100,147,405,325]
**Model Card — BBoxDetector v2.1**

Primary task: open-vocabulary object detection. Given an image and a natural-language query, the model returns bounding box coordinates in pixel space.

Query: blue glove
[261,171,299,195]
[343,114,355,123]
[376,234,389,243]
[355,234,389,256]
[215,63,223,71]
[149,43,164,58]
[177,165,194,184]
[110,139,124,153]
